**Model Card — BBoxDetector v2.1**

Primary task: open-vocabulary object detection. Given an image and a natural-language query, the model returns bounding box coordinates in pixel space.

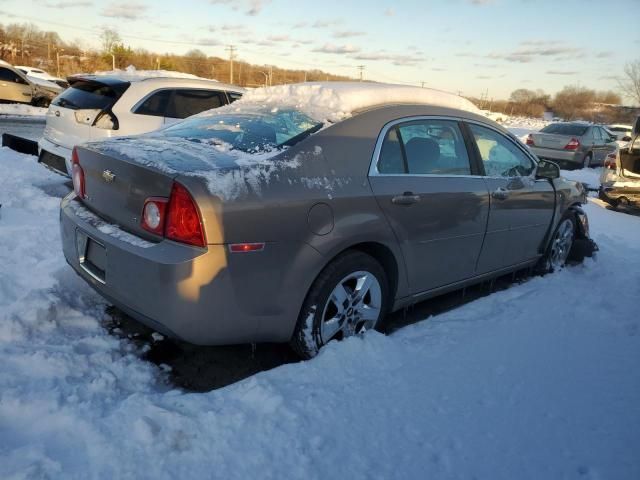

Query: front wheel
[290,251,389,359]
[540,215,576,272]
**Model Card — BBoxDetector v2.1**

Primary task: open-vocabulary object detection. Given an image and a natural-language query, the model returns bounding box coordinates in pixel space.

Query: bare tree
[618,60,640,106]
[100,28,121,54]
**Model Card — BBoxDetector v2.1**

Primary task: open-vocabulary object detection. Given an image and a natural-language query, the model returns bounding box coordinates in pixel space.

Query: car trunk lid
[530,133,574,150]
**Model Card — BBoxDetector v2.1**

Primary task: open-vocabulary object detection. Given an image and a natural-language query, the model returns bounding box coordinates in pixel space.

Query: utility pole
[357,65,365,82]
[269,65,273,86]
[110,53,116,70]
[226,45,236,84]
[421,81,425,88]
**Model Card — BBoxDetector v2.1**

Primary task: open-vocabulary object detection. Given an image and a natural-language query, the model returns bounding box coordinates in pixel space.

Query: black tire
[582,153,592,169]
[538,213,577,273]
[290,250,389,359]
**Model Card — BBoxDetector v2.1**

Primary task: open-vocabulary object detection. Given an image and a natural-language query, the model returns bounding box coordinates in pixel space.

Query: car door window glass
[134,89,172,117]
[167,89,224,119]
[0,68,23,83]
[377,119,471,175]
[469,123,534,177]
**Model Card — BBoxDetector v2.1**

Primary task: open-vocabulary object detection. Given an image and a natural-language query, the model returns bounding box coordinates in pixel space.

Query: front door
[0,67,32,103]
[466,123,555,273]
[368,118,490,294]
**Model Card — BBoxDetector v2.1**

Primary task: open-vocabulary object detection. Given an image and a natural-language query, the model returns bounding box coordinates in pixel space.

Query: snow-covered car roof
[229,81,481,123]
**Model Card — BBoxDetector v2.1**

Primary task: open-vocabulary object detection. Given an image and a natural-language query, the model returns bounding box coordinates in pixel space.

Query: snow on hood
[229,82,481,123]
[88,65,217,82]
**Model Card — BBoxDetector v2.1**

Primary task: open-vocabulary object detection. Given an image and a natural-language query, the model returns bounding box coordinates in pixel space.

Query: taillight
[141,198,168,235]
[71,147,85,199]
[165,182,205,247]
[525,134,534,146]
[93,111,118,130]
[604,153,617,170]
[564,138,580,150]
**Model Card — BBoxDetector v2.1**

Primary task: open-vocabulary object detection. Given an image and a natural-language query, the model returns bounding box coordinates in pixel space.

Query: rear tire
[290,251,389,359]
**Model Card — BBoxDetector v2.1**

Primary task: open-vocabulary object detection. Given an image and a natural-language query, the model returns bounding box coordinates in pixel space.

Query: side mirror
[536,159,560,180]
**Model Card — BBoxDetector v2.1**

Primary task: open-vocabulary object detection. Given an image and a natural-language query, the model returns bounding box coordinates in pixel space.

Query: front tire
[290,251,389,359]
[540,214,576,272]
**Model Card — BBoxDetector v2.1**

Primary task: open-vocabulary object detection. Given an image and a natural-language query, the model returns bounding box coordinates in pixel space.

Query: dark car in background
[59,83,595,359]
[526,122,617,169]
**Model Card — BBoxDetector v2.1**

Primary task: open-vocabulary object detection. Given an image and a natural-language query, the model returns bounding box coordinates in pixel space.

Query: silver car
[526,122,617,168]
[59,84,595,358]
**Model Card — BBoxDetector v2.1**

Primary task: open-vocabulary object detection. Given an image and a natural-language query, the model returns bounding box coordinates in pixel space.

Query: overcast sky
[4,0,640,99]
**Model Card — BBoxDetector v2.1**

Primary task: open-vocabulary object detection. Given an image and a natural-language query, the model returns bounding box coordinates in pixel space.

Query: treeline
[0,22,352,86]
[469,86,635,123]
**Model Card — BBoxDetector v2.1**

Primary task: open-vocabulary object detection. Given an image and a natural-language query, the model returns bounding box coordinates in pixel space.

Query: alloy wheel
[549,218,575,269]
[320,270,382,343]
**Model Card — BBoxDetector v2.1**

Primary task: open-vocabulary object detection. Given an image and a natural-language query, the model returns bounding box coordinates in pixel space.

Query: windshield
[161,108,323,153]
[540,123,588,136]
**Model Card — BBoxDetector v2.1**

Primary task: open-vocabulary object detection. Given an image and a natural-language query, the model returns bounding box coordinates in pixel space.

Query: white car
[606,124,633,142]
[38,74,245,176]
[16,66,69,89]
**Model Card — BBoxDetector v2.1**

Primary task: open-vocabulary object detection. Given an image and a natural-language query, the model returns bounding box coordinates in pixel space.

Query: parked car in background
[606,124,633,142]
[39,73,245,176]
[525,122,617,169]
[16,65,69,89]
[0,60,60,106]
[59,82,595,359]
[600,116,640,210]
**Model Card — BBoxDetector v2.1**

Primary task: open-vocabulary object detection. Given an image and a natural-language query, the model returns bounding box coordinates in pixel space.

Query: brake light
[564,138,580,150]
[165,182,205,247]
[525,134,534,146]
[71,147,85,199]
[141,198,168,235]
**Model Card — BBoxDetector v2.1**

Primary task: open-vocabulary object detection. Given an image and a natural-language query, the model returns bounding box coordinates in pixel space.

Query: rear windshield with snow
[540,124,589,136]
[51,80,127,111]
[160,109,323,153]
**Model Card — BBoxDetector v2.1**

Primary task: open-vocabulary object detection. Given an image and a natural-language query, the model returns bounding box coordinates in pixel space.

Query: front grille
[38,149,68,176]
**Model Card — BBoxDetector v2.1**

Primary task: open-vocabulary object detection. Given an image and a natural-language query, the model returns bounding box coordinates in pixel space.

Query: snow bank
[85,65,215,82]
[1,147,639,479]
[0,104,48,117]
[504,115,550,141]
[232,82,481,123]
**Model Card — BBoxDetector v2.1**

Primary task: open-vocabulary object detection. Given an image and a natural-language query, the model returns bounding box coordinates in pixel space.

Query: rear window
[540,124,588,136]
[161,108,322,153]
[51,80,128,110]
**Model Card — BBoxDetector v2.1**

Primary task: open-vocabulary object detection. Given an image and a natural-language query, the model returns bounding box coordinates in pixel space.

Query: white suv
[38,74,244,176]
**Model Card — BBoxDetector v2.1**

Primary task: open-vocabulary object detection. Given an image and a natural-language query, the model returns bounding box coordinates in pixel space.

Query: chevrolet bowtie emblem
[102,170,116,183]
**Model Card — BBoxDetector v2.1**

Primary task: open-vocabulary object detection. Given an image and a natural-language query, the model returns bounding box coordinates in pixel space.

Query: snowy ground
[0,104,47,118]
[0,148,639,479]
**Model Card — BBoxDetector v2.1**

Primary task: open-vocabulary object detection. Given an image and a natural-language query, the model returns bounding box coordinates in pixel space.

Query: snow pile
[83,65,217,82]
[233,82,481,122]
[560,167,603,189]
[0,104,48,117]
[1,147,639,478]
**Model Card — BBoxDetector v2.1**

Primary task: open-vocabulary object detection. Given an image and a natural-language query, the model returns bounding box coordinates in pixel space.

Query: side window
[469,123,535,177]
[133,89,172,117]
[167,89,224,119]
[0,68,22,83]
[377,119,471,175]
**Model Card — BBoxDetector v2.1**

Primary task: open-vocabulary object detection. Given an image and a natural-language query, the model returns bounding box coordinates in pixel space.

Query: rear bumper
[529,146,583,167]
[60,194,322,345]
[599,183,640,206]
[39,137,72,177]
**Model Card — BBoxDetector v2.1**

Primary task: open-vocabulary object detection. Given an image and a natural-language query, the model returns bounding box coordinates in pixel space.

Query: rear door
[0,67,32,103]
[130,88,171,132]
[467,123,555,273]
[164,89,227,125]
[368,117,490,295]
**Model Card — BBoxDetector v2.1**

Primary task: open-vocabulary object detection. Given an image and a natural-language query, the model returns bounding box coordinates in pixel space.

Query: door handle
[391,192,421,205]
[491,187,509,200]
